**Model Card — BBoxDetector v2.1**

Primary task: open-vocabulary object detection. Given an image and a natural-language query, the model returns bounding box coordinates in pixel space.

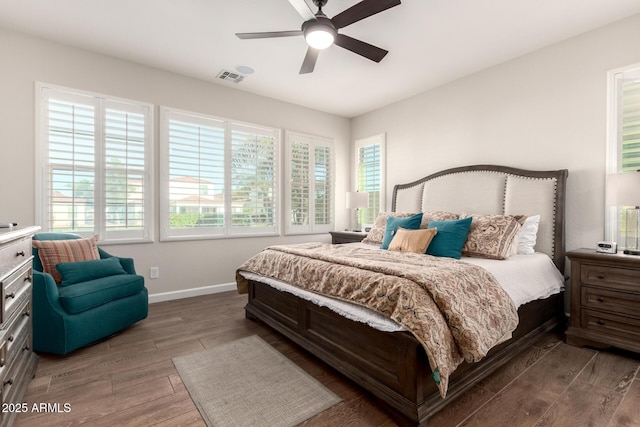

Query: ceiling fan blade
[334,34,388,62]
[299,47,320,74]
[288,0,316,21]
[331,0,401,29]
[236,30,303,39]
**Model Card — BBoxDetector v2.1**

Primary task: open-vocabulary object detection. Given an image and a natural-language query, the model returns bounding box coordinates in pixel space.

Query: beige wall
[351,13,640,254]
[0,28,351,297]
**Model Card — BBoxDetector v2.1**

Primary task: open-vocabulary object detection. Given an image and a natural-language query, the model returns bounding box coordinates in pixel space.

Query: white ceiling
[1,0,640,118]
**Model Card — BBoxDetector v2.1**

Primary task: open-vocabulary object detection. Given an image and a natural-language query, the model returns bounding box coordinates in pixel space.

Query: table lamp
[606,172,640,255]
[346,191,369,232]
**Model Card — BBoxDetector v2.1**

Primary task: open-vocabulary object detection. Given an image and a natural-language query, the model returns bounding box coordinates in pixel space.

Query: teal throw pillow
[426,217,473,259]
[57,256,127,286]
[381,213,423,250]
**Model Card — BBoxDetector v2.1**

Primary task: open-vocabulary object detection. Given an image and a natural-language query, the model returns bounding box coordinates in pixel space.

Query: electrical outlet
[150,267,159,279]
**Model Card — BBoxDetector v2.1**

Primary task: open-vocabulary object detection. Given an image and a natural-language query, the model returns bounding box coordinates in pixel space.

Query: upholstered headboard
[391,165,568,271]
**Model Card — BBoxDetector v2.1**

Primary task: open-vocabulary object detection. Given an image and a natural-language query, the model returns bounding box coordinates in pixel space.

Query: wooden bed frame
[244,165,568,426]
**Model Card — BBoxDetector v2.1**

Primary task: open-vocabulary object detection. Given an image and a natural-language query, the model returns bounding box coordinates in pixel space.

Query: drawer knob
[597,274,605,279]
[22,345,30,352]
[24,275,32,282]
[7,335,14,342]
[3,379,13,386]
[5,292,15,300]
[23,310,30,317]
[15,251,25,257]
[597,319,605,325]
[597,297,605,303]
[0,358,4,367]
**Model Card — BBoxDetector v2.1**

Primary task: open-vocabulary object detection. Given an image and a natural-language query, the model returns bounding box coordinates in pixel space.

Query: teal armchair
[31,233,148,355]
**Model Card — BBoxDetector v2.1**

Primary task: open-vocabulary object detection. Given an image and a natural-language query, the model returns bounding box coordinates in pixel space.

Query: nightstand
[565,248,640,353]
[329,231,367,244]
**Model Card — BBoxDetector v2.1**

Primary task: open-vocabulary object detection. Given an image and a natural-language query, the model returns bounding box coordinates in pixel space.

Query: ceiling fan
[235,0,401,74]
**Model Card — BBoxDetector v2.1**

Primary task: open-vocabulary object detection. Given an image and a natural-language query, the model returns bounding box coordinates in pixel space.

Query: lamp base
[623,249,640,256]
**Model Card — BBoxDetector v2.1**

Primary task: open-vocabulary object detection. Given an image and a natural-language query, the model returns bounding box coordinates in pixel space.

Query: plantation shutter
[45,92,97,233]
[289,139,311,228]
[622,79,640,172]
[285,131,334,234]
[165,111,226,238]
[314,145,333,227]
[357,143,381,225]
[38,85,152,242]
[229,123,278,234]
[104,101,150,240]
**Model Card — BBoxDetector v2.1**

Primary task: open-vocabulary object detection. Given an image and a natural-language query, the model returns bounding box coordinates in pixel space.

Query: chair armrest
[32,270,63,312]
[98,248,137,274]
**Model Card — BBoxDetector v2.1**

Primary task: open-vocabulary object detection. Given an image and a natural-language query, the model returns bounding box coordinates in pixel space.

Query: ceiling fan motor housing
[302,15,337,39]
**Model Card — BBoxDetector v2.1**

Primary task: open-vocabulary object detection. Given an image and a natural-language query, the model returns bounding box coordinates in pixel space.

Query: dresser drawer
[0,330,31,406]
[0,263,32,326]
[581,308,640,342]
[581,286,640,318]
[0,238,31,277]
[580,263,640,293]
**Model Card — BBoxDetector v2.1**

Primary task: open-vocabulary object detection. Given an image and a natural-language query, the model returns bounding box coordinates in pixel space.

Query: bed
[236,164,568,426]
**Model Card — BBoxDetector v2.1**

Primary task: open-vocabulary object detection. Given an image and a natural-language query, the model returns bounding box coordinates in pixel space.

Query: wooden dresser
[565,248,640,353]
[0,226,39,426]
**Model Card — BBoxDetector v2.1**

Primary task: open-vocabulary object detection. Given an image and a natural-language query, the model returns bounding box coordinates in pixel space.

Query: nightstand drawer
[581,309,640,341]
[581,286,640,318]
[581,263,640,292]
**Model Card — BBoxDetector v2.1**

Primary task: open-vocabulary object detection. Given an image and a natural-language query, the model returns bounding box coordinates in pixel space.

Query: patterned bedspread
[236,242,518,397]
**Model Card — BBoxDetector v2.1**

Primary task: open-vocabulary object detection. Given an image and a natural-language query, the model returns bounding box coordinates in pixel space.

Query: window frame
[35,83,154,244]
[354,133,386,227]
[159,106,281,241]
[605,63,640,247]
[284,130,335,235]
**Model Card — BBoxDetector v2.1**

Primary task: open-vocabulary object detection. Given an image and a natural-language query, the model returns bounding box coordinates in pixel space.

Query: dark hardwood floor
[16,291,640,426]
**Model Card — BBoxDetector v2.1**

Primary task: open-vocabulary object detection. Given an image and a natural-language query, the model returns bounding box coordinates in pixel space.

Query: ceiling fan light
[305,28,335,49]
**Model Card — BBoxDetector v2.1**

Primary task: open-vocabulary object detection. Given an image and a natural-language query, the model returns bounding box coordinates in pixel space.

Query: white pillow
[517,215,540,255]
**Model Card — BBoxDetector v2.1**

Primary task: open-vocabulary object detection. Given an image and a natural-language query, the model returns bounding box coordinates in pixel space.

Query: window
[160,108,279,240]
[36,84,153,243]
[606,64,640,247]
[354,133,385,226]
[284,131,335,234]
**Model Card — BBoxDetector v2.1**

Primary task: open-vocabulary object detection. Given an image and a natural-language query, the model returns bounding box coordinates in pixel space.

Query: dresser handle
[0,357,4,367]
[16,251,25,257]
[22,345,30,352]
[5,292,15,300]
[3,379,13,386]
[597,297,605,303]
[597,319,605,325]
[7,335,13,342]
[24,275,32,282]
[23,310,30,317]
[596,274,605,279]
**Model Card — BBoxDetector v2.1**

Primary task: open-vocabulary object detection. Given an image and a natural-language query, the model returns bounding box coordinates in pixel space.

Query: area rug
[172,335,341,427]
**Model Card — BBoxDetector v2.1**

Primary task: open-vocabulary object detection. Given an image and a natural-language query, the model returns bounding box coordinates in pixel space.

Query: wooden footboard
[245,279,562,426]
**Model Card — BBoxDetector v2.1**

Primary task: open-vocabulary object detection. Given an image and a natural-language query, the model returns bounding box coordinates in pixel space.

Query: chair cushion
[58,274,145,314]
[57,257,127,287]
[32,236,100,283]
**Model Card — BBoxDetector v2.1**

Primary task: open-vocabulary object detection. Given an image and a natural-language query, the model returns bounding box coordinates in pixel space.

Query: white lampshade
[606,172,640,206]
[346,192,369,209]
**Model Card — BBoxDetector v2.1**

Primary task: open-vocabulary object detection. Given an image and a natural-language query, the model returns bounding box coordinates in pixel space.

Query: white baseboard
[148,282,237,304]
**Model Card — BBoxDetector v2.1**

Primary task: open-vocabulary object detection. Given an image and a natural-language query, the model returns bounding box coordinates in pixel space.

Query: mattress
[240,243,565,333]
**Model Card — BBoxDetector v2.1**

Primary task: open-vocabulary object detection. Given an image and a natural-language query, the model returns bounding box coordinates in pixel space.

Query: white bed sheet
[240,243,565,333]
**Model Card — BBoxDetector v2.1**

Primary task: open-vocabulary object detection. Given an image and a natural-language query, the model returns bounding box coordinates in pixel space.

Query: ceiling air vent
[217,70,245,84]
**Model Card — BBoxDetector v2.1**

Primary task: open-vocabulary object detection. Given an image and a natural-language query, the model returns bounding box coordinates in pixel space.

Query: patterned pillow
[362,211,459,245]
[32,236,100,284]
[388,227,438,254]
[421,211,460,228]
[460,214,523,260]
[362,212,417,245]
